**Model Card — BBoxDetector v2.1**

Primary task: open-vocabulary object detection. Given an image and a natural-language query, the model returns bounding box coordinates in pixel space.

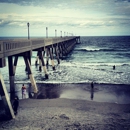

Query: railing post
[8,56,15,100]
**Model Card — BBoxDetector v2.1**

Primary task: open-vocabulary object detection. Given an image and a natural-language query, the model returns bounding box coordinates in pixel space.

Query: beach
[0,83,130,130]
[0,36,130,129]
[0,98,130,130]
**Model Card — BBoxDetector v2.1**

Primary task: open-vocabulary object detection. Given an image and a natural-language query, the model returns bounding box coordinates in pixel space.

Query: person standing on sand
[91,82,94,89]
[12,96,19,115]
[91,82,94,100]
[22,84,27,99]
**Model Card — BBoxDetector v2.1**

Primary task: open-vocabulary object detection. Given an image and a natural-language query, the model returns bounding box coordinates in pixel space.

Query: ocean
[0,36,130,103]
[1,36,130,84]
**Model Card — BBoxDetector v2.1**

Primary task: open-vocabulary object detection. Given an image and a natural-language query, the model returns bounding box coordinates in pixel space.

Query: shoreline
[1,82,130,104]
[4,81,130,85]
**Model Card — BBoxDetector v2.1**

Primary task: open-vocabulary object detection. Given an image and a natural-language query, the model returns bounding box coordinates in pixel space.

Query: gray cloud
[115,0,130,2]
[1,0,130,17]
[0,0,130,36]
[0,0,65,8]
[1,13,130,29]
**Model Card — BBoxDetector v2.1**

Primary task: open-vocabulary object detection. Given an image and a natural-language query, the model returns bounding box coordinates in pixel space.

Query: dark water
[0,36,130,104]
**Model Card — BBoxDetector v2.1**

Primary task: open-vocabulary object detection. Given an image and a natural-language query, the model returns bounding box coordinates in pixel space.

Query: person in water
[113,65,115,70]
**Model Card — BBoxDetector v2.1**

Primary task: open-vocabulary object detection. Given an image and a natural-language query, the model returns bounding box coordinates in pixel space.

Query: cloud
[115,0,130,2]
[1,0,130,17]
[0,0,130,36]
[0,0,65,8]
[1,12,130,30]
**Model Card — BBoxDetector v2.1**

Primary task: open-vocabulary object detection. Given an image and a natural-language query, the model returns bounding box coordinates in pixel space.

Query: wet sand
[0,83,130,130]
[6,82,130,104]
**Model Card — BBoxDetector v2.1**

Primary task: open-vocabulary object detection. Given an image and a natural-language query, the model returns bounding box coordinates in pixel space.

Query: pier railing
[0,36,78,58]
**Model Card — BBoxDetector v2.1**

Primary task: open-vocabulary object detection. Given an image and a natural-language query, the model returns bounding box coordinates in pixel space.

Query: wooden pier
[0,36,80,119]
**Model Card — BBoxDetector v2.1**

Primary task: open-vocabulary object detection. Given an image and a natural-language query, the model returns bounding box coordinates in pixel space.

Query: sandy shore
[0,98,130,130]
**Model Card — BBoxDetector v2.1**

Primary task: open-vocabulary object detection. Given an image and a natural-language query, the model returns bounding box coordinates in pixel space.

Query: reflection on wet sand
[90,82,94,100]
[10,83,130,104]
[29,84,61,99]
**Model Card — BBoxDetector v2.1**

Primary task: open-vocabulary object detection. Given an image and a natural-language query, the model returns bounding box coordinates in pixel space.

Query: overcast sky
[0,0,130,37]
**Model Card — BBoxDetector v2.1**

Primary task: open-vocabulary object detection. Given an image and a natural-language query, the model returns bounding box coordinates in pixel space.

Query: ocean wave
[75,48,128,52]
[60,61,130,67]
[4,79,129,85]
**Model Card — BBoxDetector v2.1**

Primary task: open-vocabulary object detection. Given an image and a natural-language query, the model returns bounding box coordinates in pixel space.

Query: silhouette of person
[113,65,115,70]
[12,96,19,115]
[90,82,94,100]
[91,82,94,89]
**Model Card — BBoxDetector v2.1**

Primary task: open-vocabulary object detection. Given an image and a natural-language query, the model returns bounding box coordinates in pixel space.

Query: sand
[0,98,130,130]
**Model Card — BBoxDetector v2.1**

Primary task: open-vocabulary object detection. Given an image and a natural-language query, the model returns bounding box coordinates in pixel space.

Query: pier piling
[35,52,39,66]
[0,73,15,119]
[13,56,18,75]
[54,44,60,64]
[47,47,55,70]
[8,56,15,100]
[39,50,49,79]
[23,55,38,93]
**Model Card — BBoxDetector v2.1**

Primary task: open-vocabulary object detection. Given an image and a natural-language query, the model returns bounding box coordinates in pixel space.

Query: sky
[0,0,130,37]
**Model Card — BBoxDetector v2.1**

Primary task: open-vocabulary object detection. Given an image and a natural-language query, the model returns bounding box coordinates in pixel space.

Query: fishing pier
[0,36,80,119]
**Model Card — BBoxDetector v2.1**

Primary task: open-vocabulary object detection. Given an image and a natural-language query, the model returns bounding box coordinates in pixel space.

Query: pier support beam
[47,47,55,70]
[35,52,39,66]
[46,48,49,67]
[58,44,63,58]
[13,56,18,75]
[0,73,15,119]
[23,55,38,94]
[62,42,68,56]
[54,44,60,64]
[39,58,42,72]
[0,58,6,67]
[39,50,49,79]
[25,51,31,79]
[8,56,15,100]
